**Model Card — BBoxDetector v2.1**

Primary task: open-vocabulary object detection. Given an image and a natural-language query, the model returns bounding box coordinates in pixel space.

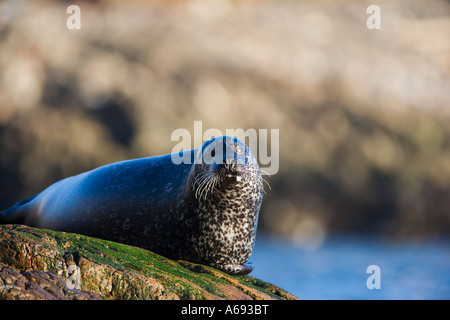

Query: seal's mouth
[193,153,248,200]
[224,173,243,182]
[193,162,246,200]
[215,161,245,181]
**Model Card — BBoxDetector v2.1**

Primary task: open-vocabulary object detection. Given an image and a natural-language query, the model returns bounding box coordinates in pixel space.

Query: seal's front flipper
[221,261,254,275]
[238,261,254,275]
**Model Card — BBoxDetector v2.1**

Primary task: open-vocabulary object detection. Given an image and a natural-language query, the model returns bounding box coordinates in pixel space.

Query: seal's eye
[211,150,216,157]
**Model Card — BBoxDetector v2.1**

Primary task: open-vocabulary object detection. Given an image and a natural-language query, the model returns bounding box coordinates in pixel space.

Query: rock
[0,225,297,300]
[0,266,101,300]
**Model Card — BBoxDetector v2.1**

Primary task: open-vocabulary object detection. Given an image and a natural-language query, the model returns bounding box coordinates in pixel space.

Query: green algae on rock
[0,225,297,300]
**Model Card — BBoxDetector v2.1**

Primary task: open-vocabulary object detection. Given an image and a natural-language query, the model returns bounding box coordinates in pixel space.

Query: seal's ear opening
[0,195,37,225]
[16,195,37,206]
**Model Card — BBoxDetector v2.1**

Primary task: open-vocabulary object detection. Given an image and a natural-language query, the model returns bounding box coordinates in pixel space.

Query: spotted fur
[145,136,264,274]
[180,137,264,274]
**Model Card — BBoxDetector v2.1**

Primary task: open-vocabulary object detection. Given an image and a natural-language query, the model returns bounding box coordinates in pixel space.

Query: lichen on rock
[0,225,297,300]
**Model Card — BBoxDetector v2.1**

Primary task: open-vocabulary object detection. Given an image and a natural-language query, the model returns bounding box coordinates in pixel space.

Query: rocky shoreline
[0,225,297,300]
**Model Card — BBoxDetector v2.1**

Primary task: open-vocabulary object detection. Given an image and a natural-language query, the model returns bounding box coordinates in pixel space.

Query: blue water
[250,235,450,299]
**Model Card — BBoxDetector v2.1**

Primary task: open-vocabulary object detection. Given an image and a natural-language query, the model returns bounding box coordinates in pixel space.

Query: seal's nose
[223,158,245,176]
[201,136,248,170]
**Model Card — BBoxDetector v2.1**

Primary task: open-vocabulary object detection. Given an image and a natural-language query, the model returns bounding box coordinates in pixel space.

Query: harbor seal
[0,136,264,275]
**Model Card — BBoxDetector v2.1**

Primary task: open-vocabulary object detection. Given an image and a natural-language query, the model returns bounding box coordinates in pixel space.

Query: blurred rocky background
[0,0,449,248]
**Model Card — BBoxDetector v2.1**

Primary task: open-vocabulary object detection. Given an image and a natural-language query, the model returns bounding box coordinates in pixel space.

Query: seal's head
[193,136,262,201]
[186,136,264,274]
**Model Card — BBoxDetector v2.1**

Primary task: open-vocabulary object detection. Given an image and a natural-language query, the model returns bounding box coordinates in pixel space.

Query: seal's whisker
[194,175,206,199]
[195,174,211,200]
[205,176,216,200]
[194,171,210,185]
[201,182,209,200]
[206,173,220,200]
[194,176,207,190]
[194,171,211,186]
[211,175,219,195]
[261,180,268,195]
[262,177,271,191]
[196,171,210,178]
[194,170,218,200]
